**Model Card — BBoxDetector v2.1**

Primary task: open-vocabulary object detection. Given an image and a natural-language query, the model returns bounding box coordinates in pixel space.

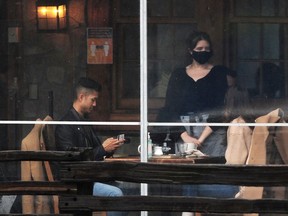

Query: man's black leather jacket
[55,107,107,161]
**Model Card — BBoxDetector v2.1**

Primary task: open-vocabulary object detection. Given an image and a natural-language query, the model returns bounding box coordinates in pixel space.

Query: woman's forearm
[180,131,201,145]
[180,126,213,146]
[198,126,213,145]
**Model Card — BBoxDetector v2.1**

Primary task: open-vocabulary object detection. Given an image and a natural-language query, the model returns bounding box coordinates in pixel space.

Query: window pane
[262,0,276,16]
[148,0,170,17]
[234,0,287,17]
[148,24,174,59]
[173,0,196,18]
[238,62,260,93]
[120,0,139,17]
[232,1,288,98]
[122,62,140,98]
[238,24,261,59]
[148,61,173,98]
[263,24,280,59]
[120,24,140,98]
[235,0,261,16]
[123,24,140,59]
[174,24,196,64]
[148,24,196,98]
[147,0,196,18]
[261,62,285,98]
[279,0,287,16]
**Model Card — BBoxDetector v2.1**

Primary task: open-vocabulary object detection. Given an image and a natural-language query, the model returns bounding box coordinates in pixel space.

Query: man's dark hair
[74,77,102,100]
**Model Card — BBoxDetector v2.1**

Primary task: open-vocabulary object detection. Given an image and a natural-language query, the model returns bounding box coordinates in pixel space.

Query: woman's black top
[157,65,229,132]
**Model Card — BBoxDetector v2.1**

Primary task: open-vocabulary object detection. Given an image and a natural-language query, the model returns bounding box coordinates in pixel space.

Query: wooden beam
[60,161,288,186]
[0,181,76,195]
[0,215,73,216]
[0,150,81,161]
[59,195,288,213]
[0,214,73,216]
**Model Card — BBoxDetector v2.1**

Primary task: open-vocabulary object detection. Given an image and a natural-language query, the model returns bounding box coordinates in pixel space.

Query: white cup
[184,142,197,155]
[186,143,197,151]
[154,146,163,156]
[137,145,141,153]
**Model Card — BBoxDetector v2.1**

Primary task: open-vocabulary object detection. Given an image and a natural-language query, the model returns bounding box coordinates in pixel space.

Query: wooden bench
[1,150,288,215]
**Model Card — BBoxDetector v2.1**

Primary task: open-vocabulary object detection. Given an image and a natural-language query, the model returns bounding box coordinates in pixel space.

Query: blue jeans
[93,182,125,216]
[183,184,239,198]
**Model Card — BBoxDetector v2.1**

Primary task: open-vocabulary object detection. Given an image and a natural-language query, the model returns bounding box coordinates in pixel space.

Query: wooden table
[105,155,226,164]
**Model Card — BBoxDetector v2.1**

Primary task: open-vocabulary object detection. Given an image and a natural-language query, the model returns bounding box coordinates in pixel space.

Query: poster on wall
[87,27,113,64]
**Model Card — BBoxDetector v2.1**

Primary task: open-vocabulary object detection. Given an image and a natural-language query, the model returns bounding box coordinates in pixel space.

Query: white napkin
[185,149,206,157]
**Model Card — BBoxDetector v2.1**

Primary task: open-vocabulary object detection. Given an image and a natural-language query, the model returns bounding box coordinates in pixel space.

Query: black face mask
[192,51,212,64]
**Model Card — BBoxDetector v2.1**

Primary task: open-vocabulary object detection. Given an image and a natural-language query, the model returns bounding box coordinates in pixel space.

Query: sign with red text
[87,27,113,64]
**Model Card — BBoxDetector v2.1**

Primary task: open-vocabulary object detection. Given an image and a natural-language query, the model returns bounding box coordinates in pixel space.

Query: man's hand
[102,137,125,153]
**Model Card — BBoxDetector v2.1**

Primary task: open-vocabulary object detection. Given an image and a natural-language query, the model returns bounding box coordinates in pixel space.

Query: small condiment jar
[154,146,163,156]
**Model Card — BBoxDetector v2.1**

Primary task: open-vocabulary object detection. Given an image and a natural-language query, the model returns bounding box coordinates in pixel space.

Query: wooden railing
[1,150,288,215]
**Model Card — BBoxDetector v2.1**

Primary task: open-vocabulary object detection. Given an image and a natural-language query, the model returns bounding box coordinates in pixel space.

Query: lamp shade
[36,0,68,32]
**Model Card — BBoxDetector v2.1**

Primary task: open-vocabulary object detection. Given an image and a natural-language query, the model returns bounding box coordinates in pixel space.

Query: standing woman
[157,31,239,216]
[158,31,229,156]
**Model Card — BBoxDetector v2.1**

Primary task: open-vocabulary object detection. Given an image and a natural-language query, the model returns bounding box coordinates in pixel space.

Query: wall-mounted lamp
[36,0,68,32]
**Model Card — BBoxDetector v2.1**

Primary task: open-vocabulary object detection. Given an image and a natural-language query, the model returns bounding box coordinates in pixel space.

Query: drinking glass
[176,143,188,157]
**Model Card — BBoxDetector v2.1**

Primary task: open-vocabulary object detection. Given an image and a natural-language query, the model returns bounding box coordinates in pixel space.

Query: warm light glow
[40,7,47,15]
[58,5,66,17]
[38,6,47,18]
[37,5,66,18]
[36,1,67,31]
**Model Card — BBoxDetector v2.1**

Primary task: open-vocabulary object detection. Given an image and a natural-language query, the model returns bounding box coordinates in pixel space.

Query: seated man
[55,77,125,216]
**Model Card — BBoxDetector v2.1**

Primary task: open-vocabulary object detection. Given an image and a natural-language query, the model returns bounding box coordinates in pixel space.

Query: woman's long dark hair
[187,31,213,53]
[184,31,214,65]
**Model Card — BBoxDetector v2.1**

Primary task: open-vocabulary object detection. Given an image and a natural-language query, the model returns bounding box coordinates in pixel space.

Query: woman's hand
[102,137,124,153]
[180,131,201,145]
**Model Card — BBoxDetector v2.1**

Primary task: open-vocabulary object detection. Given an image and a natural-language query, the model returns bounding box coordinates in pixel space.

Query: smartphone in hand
[117,134,125,145]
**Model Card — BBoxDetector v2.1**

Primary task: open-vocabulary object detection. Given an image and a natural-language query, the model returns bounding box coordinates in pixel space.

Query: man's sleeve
[90,131,108,160]
[55,124,75,151]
